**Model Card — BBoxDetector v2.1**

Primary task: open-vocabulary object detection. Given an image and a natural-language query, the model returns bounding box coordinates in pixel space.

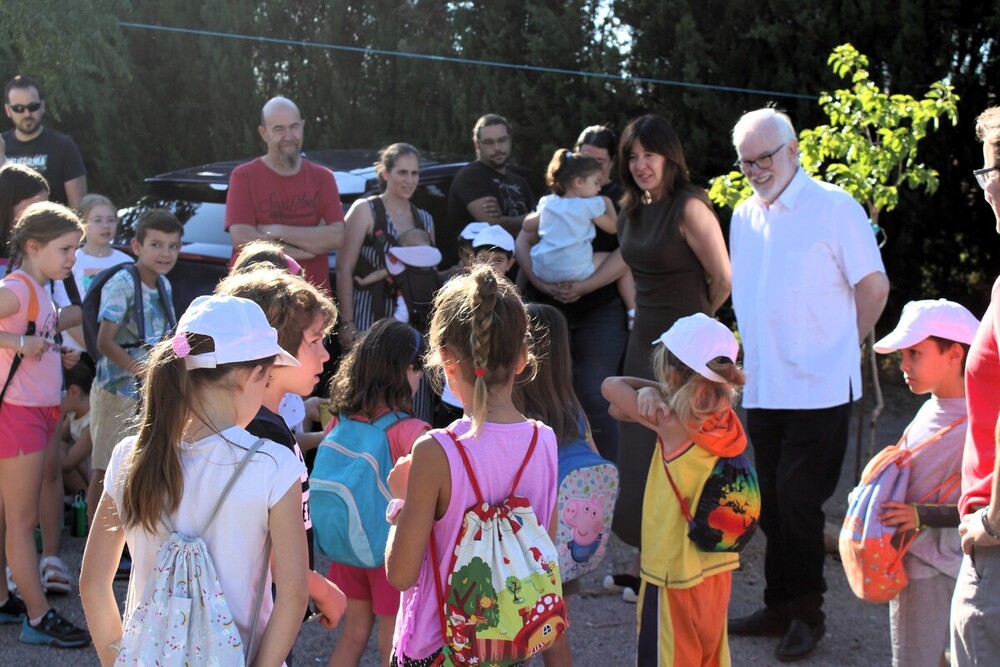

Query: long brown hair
[513,304,584,445]
[328,318,424,421]
[618,114,705,222]
[425,265,532,433]
[119,334,274,532]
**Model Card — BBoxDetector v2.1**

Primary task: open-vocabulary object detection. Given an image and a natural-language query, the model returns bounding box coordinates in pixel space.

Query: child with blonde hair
[603,313,748,666]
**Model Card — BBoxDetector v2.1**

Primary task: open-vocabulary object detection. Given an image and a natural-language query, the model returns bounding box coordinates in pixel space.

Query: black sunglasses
[8,102,41,113]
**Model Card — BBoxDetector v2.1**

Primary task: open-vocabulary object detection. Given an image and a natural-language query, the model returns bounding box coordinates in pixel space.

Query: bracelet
[981,506,1000,539]
[385,498,405,524]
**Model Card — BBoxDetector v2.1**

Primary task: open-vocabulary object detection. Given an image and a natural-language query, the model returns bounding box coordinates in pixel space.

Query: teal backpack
[310,412,406,568]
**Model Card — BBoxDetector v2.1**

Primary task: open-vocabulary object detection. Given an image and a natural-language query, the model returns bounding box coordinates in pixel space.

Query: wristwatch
[385,498,405,524]
[980,506,1000,539]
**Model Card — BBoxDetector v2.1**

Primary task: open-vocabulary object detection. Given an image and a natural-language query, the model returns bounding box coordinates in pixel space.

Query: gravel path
[0,384,923,666]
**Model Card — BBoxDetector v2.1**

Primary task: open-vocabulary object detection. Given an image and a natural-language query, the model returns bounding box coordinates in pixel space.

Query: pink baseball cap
[874,299,980,353]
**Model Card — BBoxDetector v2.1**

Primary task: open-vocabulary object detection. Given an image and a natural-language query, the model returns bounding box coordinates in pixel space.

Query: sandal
[38,556,73,595]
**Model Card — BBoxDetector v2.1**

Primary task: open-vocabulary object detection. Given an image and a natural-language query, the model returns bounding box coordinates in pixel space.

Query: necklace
[82,246,112,258]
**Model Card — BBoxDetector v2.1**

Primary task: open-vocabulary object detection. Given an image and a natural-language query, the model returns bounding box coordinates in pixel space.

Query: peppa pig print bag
[114,439,270,667]
[555,416,619,583]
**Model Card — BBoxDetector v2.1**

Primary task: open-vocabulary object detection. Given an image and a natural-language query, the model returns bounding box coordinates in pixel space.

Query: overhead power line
[118,21,816,101]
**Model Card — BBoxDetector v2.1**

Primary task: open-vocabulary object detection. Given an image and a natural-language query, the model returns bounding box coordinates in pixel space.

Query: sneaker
[0,594,27,624]
[19,609,91,648]
[603,573,641,603]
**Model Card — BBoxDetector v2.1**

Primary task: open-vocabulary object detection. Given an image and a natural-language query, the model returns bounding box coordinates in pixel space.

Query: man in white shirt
[726,109,889,661]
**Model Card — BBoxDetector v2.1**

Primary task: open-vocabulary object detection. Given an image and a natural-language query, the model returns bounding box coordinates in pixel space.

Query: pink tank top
[0,271,62,407]
[392,419,559,659]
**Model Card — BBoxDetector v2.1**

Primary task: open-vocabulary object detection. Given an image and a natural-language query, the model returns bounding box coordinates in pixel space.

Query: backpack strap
[430,421,540,648]
[156,274,177,330]
[0,273,40,406]
[203,437,267,532]
[895,416,968,467]
[371,410,409,432]
[659,442,695,524]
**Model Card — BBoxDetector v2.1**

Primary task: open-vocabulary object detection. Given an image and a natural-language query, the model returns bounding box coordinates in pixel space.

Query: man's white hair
[732,108,797,148]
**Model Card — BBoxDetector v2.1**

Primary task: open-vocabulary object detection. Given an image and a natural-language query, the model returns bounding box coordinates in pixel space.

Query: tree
[707,44,959,230]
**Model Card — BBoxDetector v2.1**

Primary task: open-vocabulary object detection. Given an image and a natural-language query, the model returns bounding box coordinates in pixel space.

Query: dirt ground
[0,382,924,666]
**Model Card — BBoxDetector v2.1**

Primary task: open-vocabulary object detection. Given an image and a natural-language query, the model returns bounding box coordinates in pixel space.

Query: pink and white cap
[874,299,980,353]
[652,313,738,383]
[171,294,300,370]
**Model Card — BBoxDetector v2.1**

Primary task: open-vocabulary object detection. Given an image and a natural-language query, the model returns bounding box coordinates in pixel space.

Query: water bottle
[71,493,88,537]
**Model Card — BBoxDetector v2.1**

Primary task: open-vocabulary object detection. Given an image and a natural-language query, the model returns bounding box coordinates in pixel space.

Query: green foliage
[708,43,959,229]
[449,557,498,631]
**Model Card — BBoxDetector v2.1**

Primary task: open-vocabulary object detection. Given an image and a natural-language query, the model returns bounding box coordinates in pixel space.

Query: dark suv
[119,149,467,313]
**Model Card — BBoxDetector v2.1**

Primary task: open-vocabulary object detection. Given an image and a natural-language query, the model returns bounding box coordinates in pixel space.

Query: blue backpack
[555,419,619,583]
[309,411,406,568]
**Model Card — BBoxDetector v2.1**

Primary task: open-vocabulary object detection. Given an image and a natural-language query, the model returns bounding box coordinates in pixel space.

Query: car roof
[145,149,468,201]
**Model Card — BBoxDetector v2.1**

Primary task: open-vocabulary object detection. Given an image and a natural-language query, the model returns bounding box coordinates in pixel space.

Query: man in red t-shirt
[224,96,345,293]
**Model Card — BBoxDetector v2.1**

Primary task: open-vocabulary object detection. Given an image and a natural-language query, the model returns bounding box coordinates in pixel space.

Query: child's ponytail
[119,336,193,533]
[545,148,603,196]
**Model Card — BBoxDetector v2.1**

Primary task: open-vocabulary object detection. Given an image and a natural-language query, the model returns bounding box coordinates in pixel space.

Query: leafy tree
[707,44,960,233]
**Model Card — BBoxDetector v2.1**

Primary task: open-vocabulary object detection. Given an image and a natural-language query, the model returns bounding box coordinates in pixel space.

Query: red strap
[660,442,694,524]
[894,416,968,469]
[428,531,450,643]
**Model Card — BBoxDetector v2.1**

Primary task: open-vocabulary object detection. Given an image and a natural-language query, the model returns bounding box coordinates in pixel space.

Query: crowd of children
[0,104,998,667]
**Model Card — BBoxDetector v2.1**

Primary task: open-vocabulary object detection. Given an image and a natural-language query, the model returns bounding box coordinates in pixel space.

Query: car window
[118,196,230,246]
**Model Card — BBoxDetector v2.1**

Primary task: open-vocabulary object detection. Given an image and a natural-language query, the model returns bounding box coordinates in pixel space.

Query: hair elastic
[474,367,486,378]
[284,255,302,275]
[171,333,191,358]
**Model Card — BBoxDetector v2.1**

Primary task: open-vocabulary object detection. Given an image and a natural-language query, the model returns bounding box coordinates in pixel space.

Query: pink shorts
[327,561,401,616]
[0,404,60,459]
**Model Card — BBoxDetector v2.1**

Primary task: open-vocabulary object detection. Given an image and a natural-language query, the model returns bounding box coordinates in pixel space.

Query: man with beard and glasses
[225,96,345,294]
[3,75,87,209]
[726,108,889,662]
[442,113,535,266]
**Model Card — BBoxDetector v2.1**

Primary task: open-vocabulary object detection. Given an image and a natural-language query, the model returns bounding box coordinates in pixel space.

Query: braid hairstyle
[425,264,532,433]
[650,345,745,432]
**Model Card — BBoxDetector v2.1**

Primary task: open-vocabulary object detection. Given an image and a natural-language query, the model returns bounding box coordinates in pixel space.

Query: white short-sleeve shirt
[106,426,305,654]
[730,169,885,409]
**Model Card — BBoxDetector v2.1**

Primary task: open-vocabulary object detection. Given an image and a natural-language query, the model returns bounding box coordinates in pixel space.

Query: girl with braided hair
[384,265,560,666]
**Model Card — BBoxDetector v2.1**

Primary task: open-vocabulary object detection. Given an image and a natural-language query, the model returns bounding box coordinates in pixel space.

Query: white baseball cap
[874,299,980,353]
[386,245,443,276]
[653,313,738,383]
[459,222,490,241]
[472,225,515,253]
[172,294,300,370]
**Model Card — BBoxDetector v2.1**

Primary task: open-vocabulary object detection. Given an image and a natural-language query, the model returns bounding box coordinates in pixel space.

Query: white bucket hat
[171,294,300,370]
[873,299,980,353]
[653,313,738,383]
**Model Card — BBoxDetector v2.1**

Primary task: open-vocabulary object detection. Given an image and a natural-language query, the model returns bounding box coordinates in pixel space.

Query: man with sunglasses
[726,108,889,661]
[3,75,86,209]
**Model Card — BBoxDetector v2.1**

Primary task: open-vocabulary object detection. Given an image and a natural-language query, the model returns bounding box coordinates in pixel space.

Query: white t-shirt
[530,194,606,282]
[730,169,885,409]
[106,426,305,653]
[52,248,133,350]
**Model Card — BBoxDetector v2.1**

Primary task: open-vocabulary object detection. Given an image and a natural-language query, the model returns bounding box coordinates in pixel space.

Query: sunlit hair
[732,108,797,147]
[134,208,183,244]
[0,163,49,253]
[575,124,618,156]
[513,304,584,445]
[425,265,532,434]
[545,149,602,196]
[230,238,302,277]
[79,193,115,222]
[328,318,424,421]
[119,334,275,532]
[216,266,336,362]
[650,345,745,431]
[376,142,421,192]
[7,201,83,272]
[976,106,1000,165]
[5,74,42,101]
[618,114,701,221]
